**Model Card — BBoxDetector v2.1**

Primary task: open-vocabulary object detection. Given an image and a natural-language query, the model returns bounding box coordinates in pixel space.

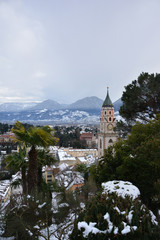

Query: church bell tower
[98,87,117,158]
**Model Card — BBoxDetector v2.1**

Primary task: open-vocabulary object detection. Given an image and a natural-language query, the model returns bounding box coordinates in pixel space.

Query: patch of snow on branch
[38,202,46,209]
[121,222,137,235]
[113,206,125,215]
[127,210,134,224]
[149,210,158,225]
[102,180,140,200]
[103,213,113,233]
[59,203,69,208]
[78,222,106,237]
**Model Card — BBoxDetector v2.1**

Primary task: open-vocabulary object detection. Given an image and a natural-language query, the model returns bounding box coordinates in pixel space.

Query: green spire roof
[102,87,113,107]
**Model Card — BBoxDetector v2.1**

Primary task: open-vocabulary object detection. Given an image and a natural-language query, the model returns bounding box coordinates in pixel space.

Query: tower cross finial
[107,86,109,94]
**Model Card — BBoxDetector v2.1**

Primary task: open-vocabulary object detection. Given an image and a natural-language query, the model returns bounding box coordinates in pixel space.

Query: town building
[57,149,78,166]
[80,132,96,148]
[64,148,98,158]
[57,148,98,166]
[0,172,21,207]
[44,167,55,183]
[0,133,14,143]
[55,168,84,191]
[98,88,118,158]
[44,163,84,191]
[0,180,11,205]
[44,147,97,184]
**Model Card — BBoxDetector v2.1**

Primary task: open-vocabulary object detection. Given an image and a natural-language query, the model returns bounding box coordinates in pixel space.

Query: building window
[109,111,111,115]
[47,172,52,175]
[47,180,52,183]
[47,175,52,178]
[109,117,111,121]
[109,139,113,143]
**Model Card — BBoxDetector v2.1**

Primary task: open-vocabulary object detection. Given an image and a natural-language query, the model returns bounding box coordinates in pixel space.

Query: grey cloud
[0,0,160,104]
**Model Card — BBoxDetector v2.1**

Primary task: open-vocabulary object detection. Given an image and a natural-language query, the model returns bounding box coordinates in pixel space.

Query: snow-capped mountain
[68,96,103,110]
[28,96,103,111]
[0,97,122,124]
[0,109,100,124]
[30,99,62,111]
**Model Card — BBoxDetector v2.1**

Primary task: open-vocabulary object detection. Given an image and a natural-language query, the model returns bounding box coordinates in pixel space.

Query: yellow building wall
[44,170,54,183]
[64,148,98,158]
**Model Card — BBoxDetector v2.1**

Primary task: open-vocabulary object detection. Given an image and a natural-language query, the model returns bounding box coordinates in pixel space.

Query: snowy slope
[0,97,122,124]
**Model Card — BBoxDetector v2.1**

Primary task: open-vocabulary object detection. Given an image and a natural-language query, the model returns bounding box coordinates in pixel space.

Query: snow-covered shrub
[70,181,160,240]
[2,192,52,239]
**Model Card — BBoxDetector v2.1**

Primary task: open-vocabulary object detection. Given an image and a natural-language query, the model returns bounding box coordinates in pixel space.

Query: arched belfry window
[109,139,113,143]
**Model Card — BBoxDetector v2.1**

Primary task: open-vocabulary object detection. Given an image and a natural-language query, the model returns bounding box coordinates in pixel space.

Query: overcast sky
[0,0,160,104]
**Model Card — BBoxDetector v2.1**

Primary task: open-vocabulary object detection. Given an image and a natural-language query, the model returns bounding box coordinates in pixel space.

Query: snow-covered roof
[49,146,59,150]
[45,166,53,171]
[48,146,59,153]
[11,150,17,153]
[55,170,84,189]
[11,171,21,182]
[68,149,97,152]
[78,157,87,163]
[58,149,76,161]
[1,151,6,155]
[78,154,96,165]
[59,163,68,171]
[102,180,140,200]
[66,176,84,190]
[0,180,11,198]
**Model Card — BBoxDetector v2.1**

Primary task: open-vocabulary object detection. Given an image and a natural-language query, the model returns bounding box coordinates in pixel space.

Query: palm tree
[12,121,58,193]
[5,145,28,194]
[37,149,57,189]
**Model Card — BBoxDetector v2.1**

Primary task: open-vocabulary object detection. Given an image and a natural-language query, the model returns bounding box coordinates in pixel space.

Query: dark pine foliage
[120,72,160,123]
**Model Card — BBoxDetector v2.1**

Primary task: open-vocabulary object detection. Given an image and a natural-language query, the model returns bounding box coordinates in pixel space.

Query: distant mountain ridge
[0,96,123,124]
[0,96,104,112]
[30,99,62,111]
[68,96,103,110]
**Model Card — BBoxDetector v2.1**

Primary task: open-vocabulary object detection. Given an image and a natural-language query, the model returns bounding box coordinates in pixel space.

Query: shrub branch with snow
[70,180,160,240]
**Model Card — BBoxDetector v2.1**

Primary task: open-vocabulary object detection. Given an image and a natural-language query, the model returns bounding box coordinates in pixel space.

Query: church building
[98,88,118,158]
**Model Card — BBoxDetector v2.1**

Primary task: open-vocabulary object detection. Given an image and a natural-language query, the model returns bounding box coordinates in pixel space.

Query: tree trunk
[28,145,38,193]
[21,166,27,194]
[38,166,42,190]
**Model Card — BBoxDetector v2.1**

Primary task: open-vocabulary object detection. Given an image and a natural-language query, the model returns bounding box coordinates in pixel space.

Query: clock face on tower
[107,123,113,131]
